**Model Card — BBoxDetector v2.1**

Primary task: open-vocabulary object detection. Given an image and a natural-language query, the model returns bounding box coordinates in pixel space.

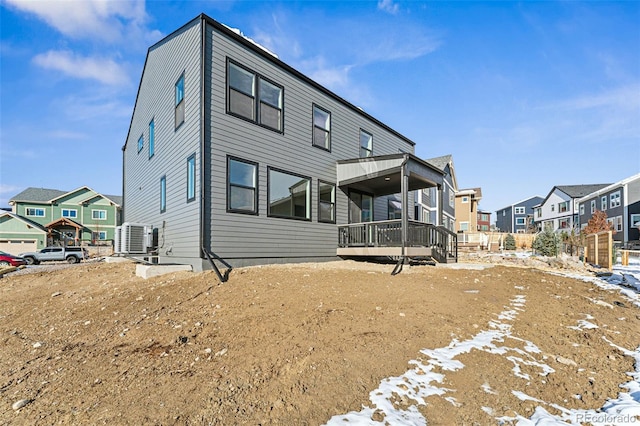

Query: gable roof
[9,187,67,204]
[425,154,458,191]
[9,187,122,207]
[541,184,611,205]
[497,195,544,212]
[0,211,47,232]
[425,155,452,171]
[577,173,640,202]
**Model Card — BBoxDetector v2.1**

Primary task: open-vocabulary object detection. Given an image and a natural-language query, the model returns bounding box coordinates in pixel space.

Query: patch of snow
[326,291,543,425]
[326,263,640,426]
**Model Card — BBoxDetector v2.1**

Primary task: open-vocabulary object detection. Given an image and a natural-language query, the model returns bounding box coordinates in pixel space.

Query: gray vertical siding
[123,20,203,261]
[203,23,414,264]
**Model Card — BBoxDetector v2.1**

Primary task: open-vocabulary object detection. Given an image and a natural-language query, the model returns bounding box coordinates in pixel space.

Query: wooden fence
[620,250,640,266]
[584,231,613,270]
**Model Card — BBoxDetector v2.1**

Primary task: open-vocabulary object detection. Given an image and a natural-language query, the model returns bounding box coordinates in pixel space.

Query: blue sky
[1,0,639,220]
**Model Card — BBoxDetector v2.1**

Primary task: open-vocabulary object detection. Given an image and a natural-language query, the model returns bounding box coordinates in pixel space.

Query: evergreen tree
[533,230,558,256]
[504,234,516,250]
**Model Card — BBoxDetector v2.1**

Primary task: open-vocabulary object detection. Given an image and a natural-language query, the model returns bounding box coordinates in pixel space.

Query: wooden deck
[337,220,457,263]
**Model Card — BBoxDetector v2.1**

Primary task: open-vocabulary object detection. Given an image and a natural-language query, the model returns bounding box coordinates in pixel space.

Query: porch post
[401,161,408,258]
[438,184,443,226]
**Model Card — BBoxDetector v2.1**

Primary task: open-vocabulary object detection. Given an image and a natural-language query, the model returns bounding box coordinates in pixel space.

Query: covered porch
[45,217,84,246]
[336,153,457,265]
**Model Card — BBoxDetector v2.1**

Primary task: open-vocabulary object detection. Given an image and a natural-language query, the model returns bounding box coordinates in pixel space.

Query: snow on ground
[325,257,640,426]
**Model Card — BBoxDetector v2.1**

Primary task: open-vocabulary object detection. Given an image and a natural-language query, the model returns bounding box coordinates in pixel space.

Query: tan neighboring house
[455,188,482,233]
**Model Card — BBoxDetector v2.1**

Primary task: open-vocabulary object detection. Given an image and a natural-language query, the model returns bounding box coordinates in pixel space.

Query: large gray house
[122,14,455,272]
[577,173,640,247]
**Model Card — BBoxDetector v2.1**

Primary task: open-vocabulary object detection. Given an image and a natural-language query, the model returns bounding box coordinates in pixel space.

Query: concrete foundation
[136,264,193,279]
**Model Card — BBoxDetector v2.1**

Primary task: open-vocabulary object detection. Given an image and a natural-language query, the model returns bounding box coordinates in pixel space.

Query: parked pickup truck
[19,246,88,265]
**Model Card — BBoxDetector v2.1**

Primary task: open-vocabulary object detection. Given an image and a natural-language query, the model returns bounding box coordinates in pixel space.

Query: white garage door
[0,239,37,255]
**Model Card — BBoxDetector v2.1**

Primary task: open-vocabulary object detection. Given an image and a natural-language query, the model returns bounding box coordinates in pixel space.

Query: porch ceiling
[336,153,444,197]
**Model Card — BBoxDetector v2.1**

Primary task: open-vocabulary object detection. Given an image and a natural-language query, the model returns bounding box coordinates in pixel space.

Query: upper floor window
[590,200,596,214]
[92,210,107,220]
[449,191,454,208]
[187,154,196,203]
[160,175,167,213]
[461,196,469,203]
[227,156,258,214]
[312,105,331,151]
[558,201,569,213]
[459,222,469,231]
[268,168,310,220]
[630,214,640,229]
[26,208,45,217]
[535,207,541,218]
[318,181,336,223]
[137,134,144,153]
[359,129,373,157]
[579,204,585,215]
[600,196,607,210]
[175,73,185,129]
[515,217,526,226]
[149,119,155,159]
[62,209,77,218]
[610,191,621,208]
[514,207,525,215]
[227,60,283,132]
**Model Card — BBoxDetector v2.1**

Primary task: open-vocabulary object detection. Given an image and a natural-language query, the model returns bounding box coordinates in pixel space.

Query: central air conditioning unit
[115,222,153,254]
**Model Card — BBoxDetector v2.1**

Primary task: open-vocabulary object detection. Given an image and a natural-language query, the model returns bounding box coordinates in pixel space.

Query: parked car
[18,246,88,265]
[0,251,27,267]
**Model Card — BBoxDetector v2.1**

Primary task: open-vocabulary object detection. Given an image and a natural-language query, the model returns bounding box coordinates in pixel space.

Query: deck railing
[338,220,457,263]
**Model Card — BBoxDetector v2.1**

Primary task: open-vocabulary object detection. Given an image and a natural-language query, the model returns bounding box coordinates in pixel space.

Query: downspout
[198,16,206,261]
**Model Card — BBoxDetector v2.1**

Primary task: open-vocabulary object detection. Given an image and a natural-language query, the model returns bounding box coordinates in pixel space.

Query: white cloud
[32,50,130,86]
[546,84,640,112]
[4,0,160,45]
[377,0,400,15]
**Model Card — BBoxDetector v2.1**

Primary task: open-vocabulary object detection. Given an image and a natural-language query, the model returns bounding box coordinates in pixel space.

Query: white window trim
[62,209,78,218]
[26,208,45,217]
[92,210,107,220]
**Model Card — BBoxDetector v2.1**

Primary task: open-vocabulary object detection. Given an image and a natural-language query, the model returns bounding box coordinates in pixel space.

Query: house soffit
[337,154,444,197]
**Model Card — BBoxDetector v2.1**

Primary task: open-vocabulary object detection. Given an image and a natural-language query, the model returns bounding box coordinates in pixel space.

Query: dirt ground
[1,254,638,425]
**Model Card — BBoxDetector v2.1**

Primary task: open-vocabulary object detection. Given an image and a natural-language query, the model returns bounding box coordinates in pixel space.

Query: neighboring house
[4,186,122,250]
[416,154,457,231]
[577,173,640,247]
[533,184,609,233]
[495,196,544,233]
[0,211,48,254]
[477,210,491,232]
[122,14,455,271]
[455,188,482,233]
